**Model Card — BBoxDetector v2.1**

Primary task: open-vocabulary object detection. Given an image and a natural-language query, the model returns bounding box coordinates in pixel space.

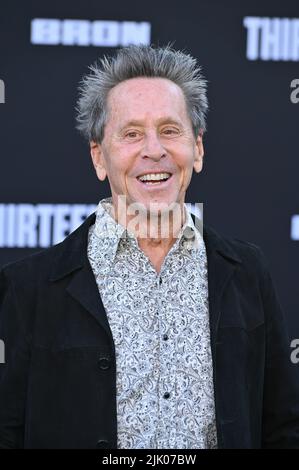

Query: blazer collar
[49,212,96,282]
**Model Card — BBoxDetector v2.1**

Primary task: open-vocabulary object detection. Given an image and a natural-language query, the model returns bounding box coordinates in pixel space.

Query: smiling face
[90,77,204,215]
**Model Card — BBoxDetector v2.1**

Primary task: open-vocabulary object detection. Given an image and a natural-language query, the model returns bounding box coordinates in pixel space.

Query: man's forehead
[106,77,188,120]
[108,76,185,103]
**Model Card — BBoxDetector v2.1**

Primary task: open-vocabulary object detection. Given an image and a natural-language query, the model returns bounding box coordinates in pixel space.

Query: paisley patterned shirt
[87,197,217,449]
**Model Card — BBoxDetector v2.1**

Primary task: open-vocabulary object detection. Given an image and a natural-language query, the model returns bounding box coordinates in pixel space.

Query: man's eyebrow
[120,117,183,129]
[157,117,183,126]
[120,120,143,129]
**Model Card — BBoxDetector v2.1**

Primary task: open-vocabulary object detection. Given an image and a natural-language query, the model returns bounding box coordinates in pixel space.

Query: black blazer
[0,212,299,449]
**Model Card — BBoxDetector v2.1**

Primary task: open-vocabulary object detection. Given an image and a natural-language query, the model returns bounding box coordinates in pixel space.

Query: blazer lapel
[203,224,243,359]
[49,212,114,342]
[190,215,243,358]
[66,260,114,342]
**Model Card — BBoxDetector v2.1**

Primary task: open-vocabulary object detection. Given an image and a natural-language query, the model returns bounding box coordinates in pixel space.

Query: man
[0,45,299,449]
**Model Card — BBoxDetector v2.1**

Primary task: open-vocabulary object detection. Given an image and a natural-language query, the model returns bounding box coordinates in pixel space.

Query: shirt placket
[156,256,177,449]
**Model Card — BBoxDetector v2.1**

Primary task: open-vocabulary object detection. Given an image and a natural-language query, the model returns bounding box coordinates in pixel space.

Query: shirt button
[162,334,169,341]
[96,439,110,449]
[163,392,170,399]
[159,277,162,285]
[98,356,111,370]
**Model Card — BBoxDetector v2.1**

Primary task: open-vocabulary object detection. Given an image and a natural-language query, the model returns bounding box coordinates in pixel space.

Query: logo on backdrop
[243,17,299,61]
[31,18,151,47]
[0,203,96,248]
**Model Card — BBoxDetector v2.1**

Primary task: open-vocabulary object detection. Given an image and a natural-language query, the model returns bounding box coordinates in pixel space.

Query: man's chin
[136,200,179,215]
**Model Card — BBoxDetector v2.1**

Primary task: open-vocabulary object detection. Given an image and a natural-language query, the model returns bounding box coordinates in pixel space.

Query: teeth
[138,172,171,182]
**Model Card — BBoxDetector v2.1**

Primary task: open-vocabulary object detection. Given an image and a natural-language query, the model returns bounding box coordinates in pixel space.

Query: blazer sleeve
[0,266,31,449]
[258,248,299,448]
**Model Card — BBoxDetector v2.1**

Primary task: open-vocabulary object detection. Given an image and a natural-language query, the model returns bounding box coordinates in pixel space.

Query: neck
[110,197,186,251]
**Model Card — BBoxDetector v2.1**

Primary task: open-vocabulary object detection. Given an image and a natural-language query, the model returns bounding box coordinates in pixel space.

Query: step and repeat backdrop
[0,1,299,340]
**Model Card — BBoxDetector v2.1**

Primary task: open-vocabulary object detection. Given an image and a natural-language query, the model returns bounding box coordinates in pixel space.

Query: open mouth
[137,172,172,186]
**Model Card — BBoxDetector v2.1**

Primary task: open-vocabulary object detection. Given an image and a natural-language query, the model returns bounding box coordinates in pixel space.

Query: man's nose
[141,132,166,160]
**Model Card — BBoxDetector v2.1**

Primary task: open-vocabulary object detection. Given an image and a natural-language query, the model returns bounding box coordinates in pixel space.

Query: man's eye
[125,131,139,138]
[162,128,179,135]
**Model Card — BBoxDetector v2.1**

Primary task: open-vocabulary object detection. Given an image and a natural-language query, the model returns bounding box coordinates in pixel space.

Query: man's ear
[193,130,204,174]
[90,141,107,181]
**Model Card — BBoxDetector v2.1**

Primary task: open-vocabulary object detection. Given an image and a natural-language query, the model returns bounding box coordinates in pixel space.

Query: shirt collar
[91,196,204,266]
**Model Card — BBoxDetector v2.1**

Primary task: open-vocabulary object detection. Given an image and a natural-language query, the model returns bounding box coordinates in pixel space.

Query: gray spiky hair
[75,44,208,143]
